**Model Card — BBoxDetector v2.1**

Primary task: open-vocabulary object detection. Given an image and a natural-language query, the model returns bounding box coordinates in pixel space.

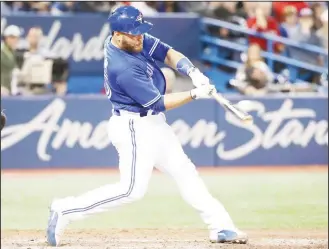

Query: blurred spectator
[14,27,53,95]
[288,8,323,64]
[15,27,69,95]
[2,1,118,14]
[211,2,247,22]
[11,1,31,12]
[29,2,51,13]
[130,2,158,16]
[259,2,273,17]
[317,9,328,69]
[50,2,80,15]
[280,6,299,38]
[206,2,221,11]
[77,2,113,13]
[111,2,131,12]
[311,2,327,31]
[1,2,31,14]
[79,1,115,13]
[247,3,284,53]
[243,2,259,18]
[287,8,325,83]
[317,9,328,51]
[156,2,185,13]
[272,1,309,23]
[242,1,273,18]
[243,2,275,19]
[208,2,247,41]
[177,2,209,15]
[25,27,48,55]
[206,2,247,63]
[1,2,13,15]
[1,25,22,96]
[230,44,274,95]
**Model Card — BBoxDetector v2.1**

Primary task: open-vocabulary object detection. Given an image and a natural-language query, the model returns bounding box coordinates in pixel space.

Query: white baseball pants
[59,112,236,231]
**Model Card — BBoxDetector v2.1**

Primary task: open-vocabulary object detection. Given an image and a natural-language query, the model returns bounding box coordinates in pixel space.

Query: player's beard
[121,38,143,53]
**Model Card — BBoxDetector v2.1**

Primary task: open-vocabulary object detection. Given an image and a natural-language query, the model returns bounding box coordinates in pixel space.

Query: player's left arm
[164,48,211,88]
[144,34,209,88]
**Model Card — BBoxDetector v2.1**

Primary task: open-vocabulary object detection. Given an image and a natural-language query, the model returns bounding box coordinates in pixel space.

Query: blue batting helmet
[108,6,153,35]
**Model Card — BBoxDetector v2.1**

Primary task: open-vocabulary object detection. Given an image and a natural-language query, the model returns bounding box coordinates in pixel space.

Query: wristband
[176,57,196,76]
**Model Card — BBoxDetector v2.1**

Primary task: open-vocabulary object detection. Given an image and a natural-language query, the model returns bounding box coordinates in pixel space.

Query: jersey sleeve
[143,33,172,63]
[117,66,161,108]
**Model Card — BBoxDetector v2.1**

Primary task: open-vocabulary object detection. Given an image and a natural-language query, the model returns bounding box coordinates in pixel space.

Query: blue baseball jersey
[104,34,172,113]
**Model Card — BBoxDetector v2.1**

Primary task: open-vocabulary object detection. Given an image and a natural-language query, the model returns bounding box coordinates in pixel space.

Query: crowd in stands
[201,1,328,94]
[1,1,328,96]
[1,25,69,96]
[1,2,209,15]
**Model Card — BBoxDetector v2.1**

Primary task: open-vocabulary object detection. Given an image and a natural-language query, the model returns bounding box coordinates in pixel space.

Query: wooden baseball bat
[211,91,253,124]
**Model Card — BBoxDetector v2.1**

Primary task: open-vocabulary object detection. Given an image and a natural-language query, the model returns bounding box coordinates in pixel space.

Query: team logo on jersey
[146,63,153,78]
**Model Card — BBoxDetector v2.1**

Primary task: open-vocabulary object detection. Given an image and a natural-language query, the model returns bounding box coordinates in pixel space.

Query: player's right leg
[46,117,155,246]
[155,122,248,244]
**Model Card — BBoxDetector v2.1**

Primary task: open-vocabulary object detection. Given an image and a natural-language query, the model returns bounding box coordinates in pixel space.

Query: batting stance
[47,6,248,246]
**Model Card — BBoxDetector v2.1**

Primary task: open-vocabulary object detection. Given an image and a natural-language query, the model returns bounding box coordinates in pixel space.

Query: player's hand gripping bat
[189,68,253,124]
[210,91,253,124]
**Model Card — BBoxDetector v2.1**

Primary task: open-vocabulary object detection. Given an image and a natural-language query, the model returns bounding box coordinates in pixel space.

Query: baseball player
[46,6,248,246]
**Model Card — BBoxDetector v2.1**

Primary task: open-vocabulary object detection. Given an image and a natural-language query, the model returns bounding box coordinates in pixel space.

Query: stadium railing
[200,17,328,84]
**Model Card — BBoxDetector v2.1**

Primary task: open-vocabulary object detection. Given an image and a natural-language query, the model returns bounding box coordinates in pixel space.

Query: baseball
[236,100,254,111]
[235,101,254,125]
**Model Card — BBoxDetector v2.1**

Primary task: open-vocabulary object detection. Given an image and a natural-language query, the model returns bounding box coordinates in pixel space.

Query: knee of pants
[127,184,148,201]
[170,157,199,179]
[119,180,148,202]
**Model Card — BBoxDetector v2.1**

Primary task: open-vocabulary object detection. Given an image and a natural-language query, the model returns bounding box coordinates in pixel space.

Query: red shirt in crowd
[247,16,282,52]
[272,2,309,22]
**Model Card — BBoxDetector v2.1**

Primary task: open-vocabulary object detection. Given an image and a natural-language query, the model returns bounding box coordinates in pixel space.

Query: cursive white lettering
[1,99,327,162]
[1,18,110,62]
[1,99,111,161]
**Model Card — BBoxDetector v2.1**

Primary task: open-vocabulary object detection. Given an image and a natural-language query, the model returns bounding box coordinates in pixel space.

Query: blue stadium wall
[1,95,328,169]
[1,14,328,169]
[1,14,200,93]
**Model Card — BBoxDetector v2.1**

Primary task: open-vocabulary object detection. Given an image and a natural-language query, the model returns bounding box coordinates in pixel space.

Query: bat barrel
[211,92,253,124]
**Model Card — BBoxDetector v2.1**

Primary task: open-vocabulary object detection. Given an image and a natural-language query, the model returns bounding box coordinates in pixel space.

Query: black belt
[113,109,158,117]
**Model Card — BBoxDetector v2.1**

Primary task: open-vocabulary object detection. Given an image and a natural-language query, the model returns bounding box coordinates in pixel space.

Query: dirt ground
[2,166,327,248]
[1,229,328,249]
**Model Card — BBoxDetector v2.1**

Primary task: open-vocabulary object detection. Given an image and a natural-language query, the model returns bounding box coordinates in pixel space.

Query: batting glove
[190,84,216,100]
[188,68,211,88]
